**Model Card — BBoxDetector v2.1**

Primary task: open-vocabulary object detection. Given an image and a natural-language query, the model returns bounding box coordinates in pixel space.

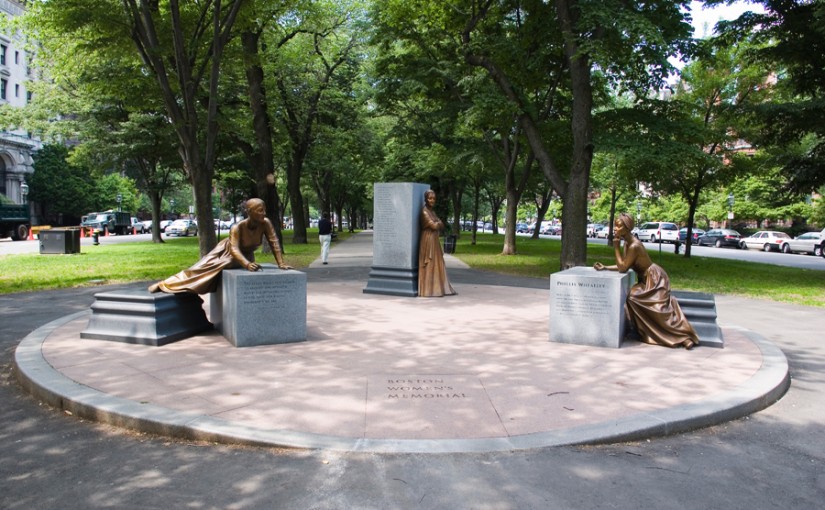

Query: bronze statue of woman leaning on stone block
[148,198,292,295]
[594,213,698,349]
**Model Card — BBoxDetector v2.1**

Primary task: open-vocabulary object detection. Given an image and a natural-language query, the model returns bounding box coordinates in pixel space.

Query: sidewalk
[14,232,789,453]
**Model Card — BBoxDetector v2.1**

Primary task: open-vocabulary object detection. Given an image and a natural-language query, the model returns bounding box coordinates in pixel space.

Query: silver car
[783,229,825,256]
[739,231,791,252]
[165,219,198,237]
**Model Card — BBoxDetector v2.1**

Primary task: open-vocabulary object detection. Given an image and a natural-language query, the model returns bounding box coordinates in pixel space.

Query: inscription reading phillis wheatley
[385,379,468,399]
[553,280,611,319]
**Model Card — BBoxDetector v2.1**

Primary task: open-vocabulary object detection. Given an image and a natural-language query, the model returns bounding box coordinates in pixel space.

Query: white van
[635,222,680,244]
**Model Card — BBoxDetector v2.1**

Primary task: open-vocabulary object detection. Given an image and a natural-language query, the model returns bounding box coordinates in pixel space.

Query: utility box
[443,234,457,254]
[39,229,81,254]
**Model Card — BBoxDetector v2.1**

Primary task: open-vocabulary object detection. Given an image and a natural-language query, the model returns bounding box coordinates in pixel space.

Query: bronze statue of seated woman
[594,213,698,349]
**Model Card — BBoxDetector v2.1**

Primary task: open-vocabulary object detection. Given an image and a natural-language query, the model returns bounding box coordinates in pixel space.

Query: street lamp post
[20,180,30,236]
[116,193,123,212]
[727,193,735,228]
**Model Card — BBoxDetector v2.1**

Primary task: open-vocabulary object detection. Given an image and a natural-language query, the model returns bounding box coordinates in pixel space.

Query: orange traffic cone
[27,227,34,240]
[133,226,137,235]
[80,228,85,238]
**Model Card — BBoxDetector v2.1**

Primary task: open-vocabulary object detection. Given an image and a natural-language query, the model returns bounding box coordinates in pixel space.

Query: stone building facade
[1,0,41,213]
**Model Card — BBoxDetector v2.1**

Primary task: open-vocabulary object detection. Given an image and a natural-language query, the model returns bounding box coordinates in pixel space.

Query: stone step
[673,290,724,348]
[81,289,212,346]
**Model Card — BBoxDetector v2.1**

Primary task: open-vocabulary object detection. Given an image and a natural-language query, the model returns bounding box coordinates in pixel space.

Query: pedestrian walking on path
[318,213,332,265]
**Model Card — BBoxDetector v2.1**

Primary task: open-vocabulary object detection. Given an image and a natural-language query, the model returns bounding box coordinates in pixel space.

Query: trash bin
[443,234,457,254]
[39,229,81,254]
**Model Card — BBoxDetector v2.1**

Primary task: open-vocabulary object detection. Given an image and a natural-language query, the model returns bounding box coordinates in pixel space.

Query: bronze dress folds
[627,263,699,348]
[149,218,280,295]
[418,206,456,297]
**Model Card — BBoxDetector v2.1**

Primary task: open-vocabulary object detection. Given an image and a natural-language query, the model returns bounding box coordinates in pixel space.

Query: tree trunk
[531,188,553,240]
[607,183,617,244]
[149,189,164,243]
[178,139,217,256]
[683,182,704,258]
[123,0,243,256]
[286,160,308,244]
[501,144,533,255]
[502,189,518,254]
[471,180,481,245]
[241,29,284,247]
[555,0,593,269]
[450,184,463,237]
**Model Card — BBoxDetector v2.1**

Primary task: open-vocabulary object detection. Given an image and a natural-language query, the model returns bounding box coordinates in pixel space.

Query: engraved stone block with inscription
[549,267,632,348]
[211,264,307,347]
[363,182,431,297]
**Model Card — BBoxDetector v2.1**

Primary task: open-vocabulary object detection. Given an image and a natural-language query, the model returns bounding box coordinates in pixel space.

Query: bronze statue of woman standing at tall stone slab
[594,213,698,349]
[418,190,456,297]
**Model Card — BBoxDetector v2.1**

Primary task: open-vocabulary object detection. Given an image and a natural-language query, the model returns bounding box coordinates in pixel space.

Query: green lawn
[1,230,823,308]
[0,230,351,295]
[451,233,825,308]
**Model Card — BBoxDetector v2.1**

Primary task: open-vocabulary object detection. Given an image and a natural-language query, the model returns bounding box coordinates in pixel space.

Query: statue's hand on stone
[247,262,262,272]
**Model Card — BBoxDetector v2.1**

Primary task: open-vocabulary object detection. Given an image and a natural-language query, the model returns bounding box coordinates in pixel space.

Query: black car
[678,227,705,243]
[696,228,741,248]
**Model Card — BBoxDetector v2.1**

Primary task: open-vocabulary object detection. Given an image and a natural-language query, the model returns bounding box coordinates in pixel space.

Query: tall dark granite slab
[363,182,430,297]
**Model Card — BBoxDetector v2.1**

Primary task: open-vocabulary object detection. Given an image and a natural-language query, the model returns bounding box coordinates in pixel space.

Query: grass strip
[451,233,825,308]
[1,230,822,308]
[0,230,351,294]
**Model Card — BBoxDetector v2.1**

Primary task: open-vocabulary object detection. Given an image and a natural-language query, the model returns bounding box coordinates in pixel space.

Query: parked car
[739,231,792,252]
[541,223,561,235]
[130,217,145,234]
[783,229,825,256]
[159,220,172,233]
[696,228,741,248]
[515,222,529,233]
[678,227,705,243]
[587,223,598,237]
[165,219,198,237]
[595,225,610,238]
[214,219,232,231]
[635,221,680,244]
[139,220,154,233]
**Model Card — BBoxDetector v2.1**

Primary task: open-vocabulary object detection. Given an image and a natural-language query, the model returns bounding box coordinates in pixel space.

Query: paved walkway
[14,232,789,453]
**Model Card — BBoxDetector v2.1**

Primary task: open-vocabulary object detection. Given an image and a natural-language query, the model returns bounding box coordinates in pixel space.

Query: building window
[0,44,7,66]
[1,79,7,100]
[15,51,19,65]
[15,84,20,97]
[26,91,32,103]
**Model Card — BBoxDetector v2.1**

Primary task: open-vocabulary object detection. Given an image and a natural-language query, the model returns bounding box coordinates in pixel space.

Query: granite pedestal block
[363,182,431,297]
[549,267,632,348]
[211,265,307,347]
[81,289,212,346]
